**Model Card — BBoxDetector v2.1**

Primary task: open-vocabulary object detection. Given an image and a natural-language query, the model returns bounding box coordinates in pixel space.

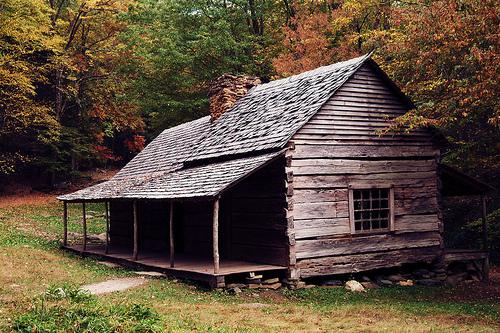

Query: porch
[440,164,495,282]
[63,243,287,287]
[59,155,290,288]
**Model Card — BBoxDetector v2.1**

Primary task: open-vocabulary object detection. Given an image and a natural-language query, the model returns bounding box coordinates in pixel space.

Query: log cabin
[58,53,493,287]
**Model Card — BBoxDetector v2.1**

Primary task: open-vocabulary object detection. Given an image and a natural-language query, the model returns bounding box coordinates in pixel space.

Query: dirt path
[81,277,147,295]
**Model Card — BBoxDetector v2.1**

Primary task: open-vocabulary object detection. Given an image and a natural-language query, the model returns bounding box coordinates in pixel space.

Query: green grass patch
[12,284,163,333]
[284,285,500,321]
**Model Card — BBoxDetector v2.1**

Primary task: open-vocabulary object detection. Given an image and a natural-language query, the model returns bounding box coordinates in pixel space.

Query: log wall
[109,201,171,252]
[289,63,443,277]
[222,157,289,266]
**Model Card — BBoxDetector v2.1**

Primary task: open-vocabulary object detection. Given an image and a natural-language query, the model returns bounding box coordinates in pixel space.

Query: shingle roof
[186,53,371,162]
[59,53,373,201]
[58,151,283,201]
[114,115,211,180]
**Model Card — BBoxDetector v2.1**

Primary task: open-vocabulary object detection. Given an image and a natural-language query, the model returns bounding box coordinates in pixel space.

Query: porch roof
[439,164,495,197]
[58,150,284,202]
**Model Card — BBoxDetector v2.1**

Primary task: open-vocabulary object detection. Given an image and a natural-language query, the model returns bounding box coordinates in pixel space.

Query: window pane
[352,188,391,233]
[363,220,370,230]
[362,200,370,209]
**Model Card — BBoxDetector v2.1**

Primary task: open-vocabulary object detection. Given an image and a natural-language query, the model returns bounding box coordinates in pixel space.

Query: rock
[378,279,393,287]
[304,284,315,289]
[446,272,467,286]
[413,268,430,278]
[435,274,447,281]
[226,283,246,289]
[248,283,262,289]
[421,274,431,279]
[417,279,442,286]
[361,276,372,282]
[263,282,282,290]
[296,281,306,289]
[361,282,379,289]
[249,273,263,279]
[399,280,414,287]
[345,280,366,292]
[387,274,404,282]
[246,275,262,284]
[98,261,121,269]
[228,287,242,295]
[262,278,280,284]
[322,279,343,287]
[133,271,166,278]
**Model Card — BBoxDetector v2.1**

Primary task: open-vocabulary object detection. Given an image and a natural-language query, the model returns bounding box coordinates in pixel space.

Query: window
[349,187,394,234]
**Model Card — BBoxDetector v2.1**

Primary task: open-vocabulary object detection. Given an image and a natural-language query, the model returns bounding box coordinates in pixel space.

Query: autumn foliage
[0,0,498,188]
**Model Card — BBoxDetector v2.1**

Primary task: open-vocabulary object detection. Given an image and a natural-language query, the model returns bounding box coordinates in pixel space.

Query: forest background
[0,0,498,190]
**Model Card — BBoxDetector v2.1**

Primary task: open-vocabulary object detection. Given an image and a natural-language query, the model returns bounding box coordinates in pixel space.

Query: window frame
[348,185,395,235]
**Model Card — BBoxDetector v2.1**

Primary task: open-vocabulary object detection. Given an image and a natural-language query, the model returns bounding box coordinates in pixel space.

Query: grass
[0,195,499,332]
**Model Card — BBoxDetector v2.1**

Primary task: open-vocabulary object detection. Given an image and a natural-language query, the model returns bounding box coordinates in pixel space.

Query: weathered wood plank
[293,172,437,189]
[292,139,432,147]
[394,197,438,215]
[294,218,350,239]
[394,214,439,233]
[293,201,349,219]
[295,232,442,259]
[293,189,348,203]
[293,144,438,159]
[290,159,436,175]
[297,246,441,277]
[443,250,489,263]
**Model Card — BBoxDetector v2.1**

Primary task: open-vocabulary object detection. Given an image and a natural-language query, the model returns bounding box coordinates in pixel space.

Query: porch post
[481,195,488,250]
[212,197,220,274]
[481,195,490,282]
[105,201,110,254]
[133,200,138,261]
[169,201,174,268]
[63,202,68,246]
[82,202,87,252]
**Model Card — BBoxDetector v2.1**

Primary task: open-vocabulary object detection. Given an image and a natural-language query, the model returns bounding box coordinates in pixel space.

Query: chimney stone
[208,74,261,121]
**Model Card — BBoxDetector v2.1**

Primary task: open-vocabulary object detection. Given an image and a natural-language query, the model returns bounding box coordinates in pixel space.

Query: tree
[380,0,499,182]
[121,0,286,137]
[0,0,61,178]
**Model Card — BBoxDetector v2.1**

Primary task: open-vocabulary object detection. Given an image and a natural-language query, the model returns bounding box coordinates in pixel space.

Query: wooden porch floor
[63,244,287,281]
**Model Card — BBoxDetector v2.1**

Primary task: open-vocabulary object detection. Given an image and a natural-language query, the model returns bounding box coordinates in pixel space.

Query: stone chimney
[208,74,261,121]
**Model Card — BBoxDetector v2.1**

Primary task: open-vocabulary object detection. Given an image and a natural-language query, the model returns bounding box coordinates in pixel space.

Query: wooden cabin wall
[181,201,213,257]
[109,201,133,248]
[289,63,443,278]
[109,201,171,252]
[222,157,289,266]
[137,201,170,252]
